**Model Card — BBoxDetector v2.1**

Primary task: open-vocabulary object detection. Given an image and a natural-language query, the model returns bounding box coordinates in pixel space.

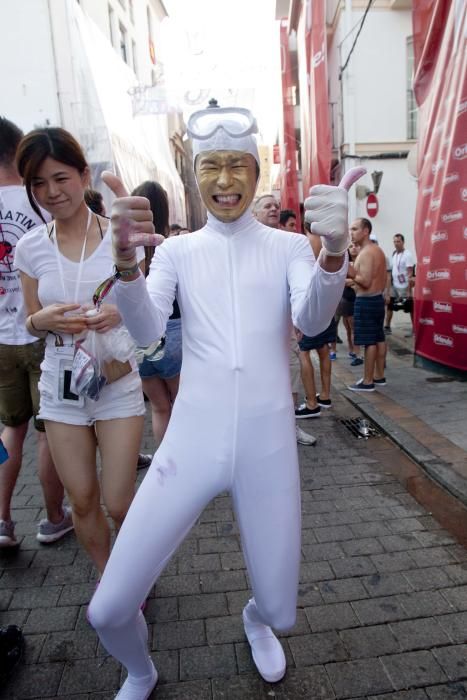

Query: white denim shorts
[37,367,145,426]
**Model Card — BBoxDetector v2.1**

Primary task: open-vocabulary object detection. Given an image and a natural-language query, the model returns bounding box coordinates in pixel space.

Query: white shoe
[115,662,158,699]
[242,599,286,683]
[296,425,317,446]
[36,506,74,544]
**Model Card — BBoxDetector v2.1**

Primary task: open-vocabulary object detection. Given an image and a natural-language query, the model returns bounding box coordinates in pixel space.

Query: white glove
[101,171,165,270]
[304,167,366,256]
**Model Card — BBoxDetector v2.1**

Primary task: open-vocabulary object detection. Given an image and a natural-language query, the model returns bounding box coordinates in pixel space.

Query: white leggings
[88,398,301,679]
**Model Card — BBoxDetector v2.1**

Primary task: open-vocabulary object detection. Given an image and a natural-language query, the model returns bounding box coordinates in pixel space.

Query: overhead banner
[279,21,300,225]
[412,0,467,371]
[308,0,331,188]
[297,0,331,196]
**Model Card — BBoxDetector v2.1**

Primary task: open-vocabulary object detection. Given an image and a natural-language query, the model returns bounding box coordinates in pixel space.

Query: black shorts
[298,318,337,351]
[353,295,385,347]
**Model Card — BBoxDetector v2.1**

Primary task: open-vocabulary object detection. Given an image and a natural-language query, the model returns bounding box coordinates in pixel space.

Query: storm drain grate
[425,376,456,383]
[339,417,383,439]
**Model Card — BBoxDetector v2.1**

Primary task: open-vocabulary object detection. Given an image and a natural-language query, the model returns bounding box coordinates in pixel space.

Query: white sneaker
[296,425,317,446]
[243,600,286,683]
[0,519,17,548]
[36,506,74,544]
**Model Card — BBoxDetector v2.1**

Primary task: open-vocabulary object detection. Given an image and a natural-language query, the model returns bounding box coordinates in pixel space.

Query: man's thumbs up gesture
[304,167,366,257]
[101,171,165,271]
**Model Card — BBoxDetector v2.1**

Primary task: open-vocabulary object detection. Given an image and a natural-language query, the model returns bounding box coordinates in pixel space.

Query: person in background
[330,242,362,365]
[347,217,387,391]
[0,116,72,548]
[254,194,316,446]
[84,189,106,217]
[385,233,415,336]
[252,193,280,228]
[132,181,182,452]
[14,127,145,576]
[168,223,182,237]
[279,209,297,232]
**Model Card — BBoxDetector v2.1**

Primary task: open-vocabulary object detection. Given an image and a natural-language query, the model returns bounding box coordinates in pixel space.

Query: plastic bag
[135,336,166,366]
[71,310,136,401]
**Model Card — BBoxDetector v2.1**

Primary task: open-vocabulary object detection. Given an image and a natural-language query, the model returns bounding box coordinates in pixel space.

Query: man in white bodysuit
[88,106,364,700]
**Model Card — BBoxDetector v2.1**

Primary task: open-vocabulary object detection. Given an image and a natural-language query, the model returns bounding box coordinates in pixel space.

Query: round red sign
[366,193,379,218]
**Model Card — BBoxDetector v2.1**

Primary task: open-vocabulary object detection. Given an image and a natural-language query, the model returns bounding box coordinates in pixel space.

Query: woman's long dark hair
[131,180,169,237]
[132,180,169,275]
[16,127,88,221]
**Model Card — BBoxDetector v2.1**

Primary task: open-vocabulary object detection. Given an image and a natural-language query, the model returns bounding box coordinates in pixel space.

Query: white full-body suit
[88,209,347,679]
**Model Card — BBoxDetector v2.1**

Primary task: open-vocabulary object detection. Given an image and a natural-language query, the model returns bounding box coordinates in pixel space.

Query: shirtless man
[346,217,387,391]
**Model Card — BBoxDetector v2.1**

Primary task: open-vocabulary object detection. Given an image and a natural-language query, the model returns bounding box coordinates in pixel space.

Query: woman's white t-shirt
[14,222,144,370]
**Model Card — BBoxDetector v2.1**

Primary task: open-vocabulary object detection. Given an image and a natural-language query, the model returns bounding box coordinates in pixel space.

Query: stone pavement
[331,312,467,517]
[1,349,467,698]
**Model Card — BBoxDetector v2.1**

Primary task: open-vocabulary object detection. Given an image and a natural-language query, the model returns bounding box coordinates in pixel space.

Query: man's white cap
[187,107,260,167]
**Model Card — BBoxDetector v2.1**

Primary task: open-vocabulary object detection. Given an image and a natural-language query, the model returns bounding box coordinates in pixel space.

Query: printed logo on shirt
[433,333,454,347]
[0,208,38,275]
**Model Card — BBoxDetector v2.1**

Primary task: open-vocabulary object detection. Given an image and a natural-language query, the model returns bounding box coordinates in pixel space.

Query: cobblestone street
[1,336,466,698]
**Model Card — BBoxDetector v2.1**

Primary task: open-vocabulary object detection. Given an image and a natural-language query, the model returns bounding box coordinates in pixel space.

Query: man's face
[195,150,258,223]
[393,236,404,252]
[349,219,367,244]
[280,216,297,232]
[254,196,280,228]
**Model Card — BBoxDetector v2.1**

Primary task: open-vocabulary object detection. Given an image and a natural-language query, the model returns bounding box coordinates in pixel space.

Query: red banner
[412,0,467,371]
[279,21,301,224]
[297,0,331,195]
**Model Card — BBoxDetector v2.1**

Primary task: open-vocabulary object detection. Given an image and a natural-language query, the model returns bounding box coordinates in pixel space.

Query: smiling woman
[13,127,145,578]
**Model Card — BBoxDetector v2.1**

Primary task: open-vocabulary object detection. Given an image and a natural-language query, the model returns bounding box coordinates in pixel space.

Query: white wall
[350,10,413,143]
[0,0,60,131]
[327,4,417,259]
[354,159,418,258]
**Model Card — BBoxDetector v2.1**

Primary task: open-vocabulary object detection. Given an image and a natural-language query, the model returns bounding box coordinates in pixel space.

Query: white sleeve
[114,243,177,347]
[405,250,415,268]
[287,235,347,337]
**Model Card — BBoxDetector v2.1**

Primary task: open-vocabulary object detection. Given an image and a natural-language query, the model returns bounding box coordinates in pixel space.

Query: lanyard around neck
[51,209,92,304]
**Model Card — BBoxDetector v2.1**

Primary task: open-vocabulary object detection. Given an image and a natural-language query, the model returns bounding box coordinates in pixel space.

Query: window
[118,21,128,64]
[406,37,418,140]
[108,5,115,46]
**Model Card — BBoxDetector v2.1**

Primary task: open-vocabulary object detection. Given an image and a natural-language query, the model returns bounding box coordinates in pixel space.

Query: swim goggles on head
[187,107,258,140]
